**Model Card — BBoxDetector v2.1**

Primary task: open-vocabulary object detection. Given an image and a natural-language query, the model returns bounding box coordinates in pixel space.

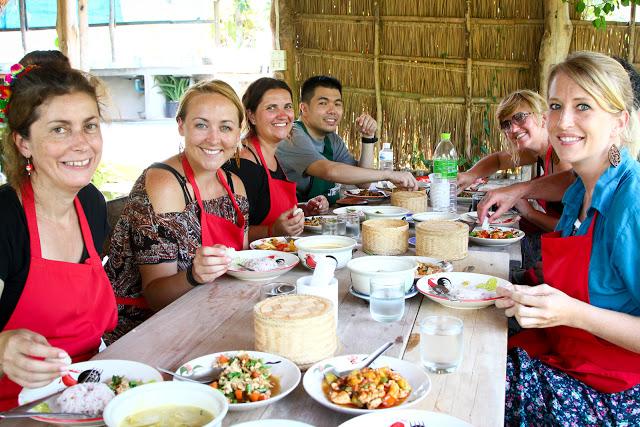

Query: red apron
[0,181,117,410]
[250,136,298,226]
[509,212,640,393]
[181,156,245,249]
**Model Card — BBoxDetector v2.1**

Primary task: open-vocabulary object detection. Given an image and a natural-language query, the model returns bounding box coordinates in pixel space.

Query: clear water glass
[321,217,338,235]
[338,213,360,238]
[369,278,405,323]
[419,315,464,373]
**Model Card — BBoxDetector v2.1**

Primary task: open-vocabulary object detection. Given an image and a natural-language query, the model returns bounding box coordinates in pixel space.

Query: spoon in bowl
[323,341,394,380]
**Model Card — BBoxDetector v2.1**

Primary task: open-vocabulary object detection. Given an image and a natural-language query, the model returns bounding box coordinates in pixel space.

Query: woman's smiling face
[501,104,547,150]
[178,92,241,172]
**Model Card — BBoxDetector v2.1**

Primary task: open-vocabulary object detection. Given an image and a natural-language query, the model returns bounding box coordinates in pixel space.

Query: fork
[410,422,425,427]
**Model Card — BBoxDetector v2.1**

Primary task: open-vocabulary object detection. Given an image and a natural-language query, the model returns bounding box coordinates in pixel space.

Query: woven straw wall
[290,0,637,170]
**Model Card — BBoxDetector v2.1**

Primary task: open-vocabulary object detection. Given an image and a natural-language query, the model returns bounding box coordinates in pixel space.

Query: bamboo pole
[78,0,89,71]
[271,0,298,107]
[109,0,116,62]
[464,0,472,159]
[629,4,636,63]
[344,86,497,104]
[298,14,544,26]
[56,0,80,68]
[374,2,382,139]
[18,0,26,54]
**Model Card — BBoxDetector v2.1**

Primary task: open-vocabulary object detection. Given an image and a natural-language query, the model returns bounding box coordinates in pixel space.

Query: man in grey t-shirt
[277,75,418,202]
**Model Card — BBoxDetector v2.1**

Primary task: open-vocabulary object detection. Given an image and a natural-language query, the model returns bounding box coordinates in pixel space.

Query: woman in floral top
[105,80,249,342]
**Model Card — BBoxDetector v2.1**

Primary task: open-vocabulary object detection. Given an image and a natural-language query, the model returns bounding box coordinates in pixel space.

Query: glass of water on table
[419,315,464,373]
[369,277,405,322]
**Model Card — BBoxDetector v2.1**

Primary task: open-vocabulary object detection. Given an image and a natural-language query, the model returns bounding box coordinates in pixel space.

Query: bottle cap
[440,132,451,140]
[382,143,391,149]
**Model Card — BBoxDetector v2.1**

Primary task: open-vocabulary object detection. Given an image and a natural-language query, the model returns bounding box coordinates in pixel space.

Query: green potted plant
[154,75,191,118]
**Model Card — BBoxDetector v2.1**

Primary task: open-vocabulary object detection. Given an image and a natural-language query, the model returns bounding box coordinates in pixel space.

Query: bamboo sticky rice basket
[415,220,468,260]
[254,295,337,367]
[391,190,428,213]
[362,218,409,255]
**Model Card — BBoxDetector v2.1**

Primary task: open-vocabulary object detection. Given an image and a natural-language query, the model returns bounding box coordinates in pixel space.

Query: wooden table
[11,247,508,427]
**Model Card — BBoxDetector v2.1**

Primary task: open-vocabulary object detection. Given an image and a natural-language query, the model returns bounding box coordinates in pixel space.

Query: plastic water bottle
[379,143,394,171]
[432,132,458,213]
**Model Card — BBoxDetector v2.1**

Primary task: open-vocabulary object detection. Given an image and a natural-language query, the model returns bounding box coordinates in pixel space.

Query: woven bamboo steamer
[362,218,409,255]
[254,294,337,368]
[415,220,468,260]
[391,190,427,213]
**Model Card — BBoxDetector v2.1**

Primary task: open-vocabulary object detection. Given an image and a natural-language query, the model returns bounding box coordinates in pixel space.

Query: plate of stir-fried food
[346,189,390,200]
[406,256,454,279]
[250,236,298,253]
[302,355,430,415]
[469,226,525,246]
[174,351,301,412]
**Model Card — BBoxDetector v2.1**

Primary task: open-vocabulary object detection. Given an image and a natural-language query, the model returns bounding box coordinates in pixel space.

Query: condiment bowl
[347,256,418,295]
[294,235,357,270]
[103,381,228,427]
[361,205,411,220]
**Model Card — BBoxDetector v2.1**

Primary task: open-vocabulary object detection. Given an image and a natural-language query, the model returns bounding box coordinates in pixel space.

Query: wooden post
[78,0,89,71]
[464,0,472,159]
[271,0,298,107]
[539,0,572,99]
[374,3,382,139]
[56,0,81,68]
[628,4,636,64]
[213,0,221,47]
[18,0,27,54]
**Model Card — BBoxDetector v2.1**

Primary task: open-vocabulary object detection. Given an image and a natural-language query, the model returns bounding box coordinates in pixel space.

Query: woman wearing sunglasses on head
[497,51,640,426]
[457,90,572,275]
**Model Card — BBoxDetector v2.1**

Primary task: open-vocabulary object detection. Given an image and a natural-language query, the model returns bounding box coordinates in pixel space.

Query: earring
[25,157,33,176]
[235,146,241,168]
[608,144,621,167]
[178,140,184,153]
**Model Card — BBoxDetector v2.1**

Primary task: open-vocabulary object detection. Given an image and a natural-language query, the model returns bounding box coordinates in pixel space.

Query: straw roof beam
[464,0,472,159]
[539,0,572,99]
[345,86,497,105]
[374,2,382,139]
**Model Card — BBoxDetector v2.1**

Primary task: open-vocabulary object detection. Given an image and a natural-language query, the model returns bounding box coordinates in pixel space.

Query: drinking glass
[419,315,464,373]
[471,192,485,212]
[338,212,360,238]
[369,277,405,323]
[321,217,338,235]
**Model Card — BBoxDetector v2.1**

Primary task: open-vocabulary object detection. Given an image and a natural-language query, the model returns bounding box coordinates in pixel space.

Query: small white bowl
[412,211,461,222]
[361,205,411,220]
[347,256,418,295]
[295,235,357,270]
[103,381,229,427]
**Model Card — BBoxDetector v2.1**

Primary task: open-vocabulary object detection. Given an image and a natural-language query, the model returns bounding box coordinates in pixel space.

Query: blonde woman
[105,80,248,342]
[497,51,640,425]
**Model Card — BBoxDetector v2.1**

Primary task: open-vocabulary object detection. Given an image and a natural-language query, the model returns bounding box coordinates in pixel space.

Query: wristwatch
[186,265,205,287]
[361,136,378,144]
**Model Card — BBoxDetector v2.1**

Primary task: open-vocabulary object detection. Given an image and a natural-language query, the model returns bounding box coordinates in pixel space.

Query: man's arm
[306,159,418,189]
[477,170,576,221]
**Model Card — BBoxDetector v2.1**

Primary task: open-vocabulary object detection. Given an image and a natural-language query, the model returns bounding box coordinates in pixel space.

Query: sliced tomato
[61,374,77,387]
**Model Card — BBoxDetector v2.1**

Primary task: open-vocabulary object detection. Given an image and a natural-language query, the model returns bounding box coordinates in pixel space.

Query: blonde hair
[548,51,640,158]
[495,89,548,165]
[176,79,245,128]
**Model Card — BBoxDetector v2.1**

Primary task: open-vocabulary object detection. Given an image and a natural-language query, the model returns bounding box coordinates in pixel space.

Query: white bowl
[412,211,460,222]
[361,205,411,220]
[295,235,357,270]
[347,256,417,295]
[468,226,525,247]
[226,250,299,281]
[174,351,301,412]
[103,381,229,427]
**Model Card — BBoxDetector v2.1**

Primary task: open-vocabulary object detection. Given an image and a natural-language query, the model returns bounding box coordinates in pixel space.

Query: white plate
[349,284,419,301]
[463,211,519,226]
[175,351,301,412]
[416,272,508,309]
[339,409,472,427]
[249,236,298,253]
[304,215,336,232]
[227,250,299,281]
[407,256,454,279]
[332,205,366,217]
[303,355,431,415]
[469,226,525,246]
[232,421,314,427]
[19,360,162,426]
[412,211,461,222]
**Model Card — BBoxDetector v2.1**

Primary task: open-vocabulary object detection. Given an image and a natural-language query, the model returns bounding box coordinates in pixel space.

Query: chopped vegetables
[470,228,519,239]
[255,237,296,252]
[209,352,274,404]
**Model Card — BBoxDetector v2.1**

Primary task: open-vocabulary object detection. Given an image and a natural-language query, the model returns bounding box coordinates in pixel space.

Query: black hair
[614,56,640,110]
[300,75,342,104]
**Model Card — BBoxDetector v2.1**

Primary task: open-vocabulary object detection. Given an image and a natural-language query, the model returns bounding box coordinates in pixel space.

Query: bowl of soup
[294,235,358,270]
[347,256,418,295]
[103,381,228,427]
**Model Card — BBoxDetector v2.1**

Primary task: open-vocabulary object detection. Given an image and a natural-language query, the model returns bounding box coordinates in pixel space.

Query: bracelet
[361,136,378,144]
[186,265,204,287]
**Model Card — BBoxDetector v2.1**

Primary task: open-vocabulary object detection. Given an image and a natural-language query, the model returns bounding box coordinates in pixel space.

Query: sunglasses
[499,112,532,132]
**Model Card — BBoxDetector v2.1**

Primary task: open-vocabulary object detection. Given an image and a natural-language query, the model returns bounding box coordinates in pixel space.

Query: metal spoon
[323,341,394,379]
[156,366,223,384]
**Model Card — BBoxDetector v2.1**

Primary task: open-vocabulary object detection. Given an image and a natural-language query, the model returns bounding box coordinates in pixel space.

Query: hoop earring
[25,157,33,176]
[608,144,621,167]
